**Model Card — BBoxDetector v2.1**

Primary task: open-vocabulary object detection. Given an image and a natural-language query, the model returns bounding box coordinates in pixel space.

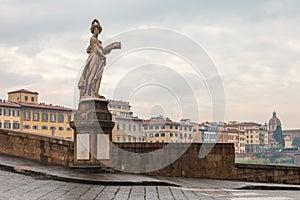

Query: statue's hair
[90,19,102,34]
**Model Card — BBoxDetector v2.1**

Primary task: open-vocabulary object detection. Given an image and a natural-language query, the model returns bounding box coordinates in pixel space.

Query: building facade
[0,100,21,130]
[108,100,144,142]
[1,89,74,139]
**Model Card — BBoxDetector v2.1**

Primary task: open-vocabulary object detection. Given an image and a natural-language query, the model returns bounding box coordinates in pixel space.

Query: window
[155,125,159,130]
[170,125,173,129]
[50,113,56,122]
[32,125,38,130]
[0,108,2,115]
[33,112,40,121]
[4,121,11,129]
[58,127,64,131]
[133,125,136,131]
[0,121,2,128]
[4,109,10,116]
[42,112,48,121]
[189,127,192,131]
[12,110,20,117]
[50,126,56,131]
[128,124,131,131]
[42,126,48,130]
[123,124,125,131]
[117,124,120,130]
[24,111,30,120]
[155,133,159,137]
[13,122,20,130]
[175,125,179,129]
[184,133,187,138]
[144,126,148,130]
[184,126,187,131]
[25,96,28,101]
[58,113,64,123]
[149,125,153,130]
[175,133,178,137]
[24,125,30,129]
[170,133,173,137]
[67,114,72,122]
[31,97,34,102]
[180,133,183,139]
[161,133,165,137]
[67,128,72,131]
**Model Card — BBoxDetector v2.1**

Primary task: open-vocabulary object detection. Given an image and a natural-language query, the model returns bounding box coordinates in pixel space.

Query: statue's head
[90,19,102,34]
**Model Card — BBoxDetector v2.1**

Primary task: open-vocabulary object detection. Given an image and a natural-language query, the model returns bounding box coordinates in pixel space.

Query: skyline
[0,88,285,130]
[1,1,300,128]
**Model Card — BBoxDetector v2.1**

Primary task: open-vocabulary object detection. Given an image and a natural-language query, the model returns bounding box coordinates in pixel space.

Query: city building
[283,129,300,147]
[143,116,180,143]
[223,122,268,153]
[0,100,21,130]
[268,111,282,148]
[1,89,74,139]
[268,111,281,132]
[108,100,144,142]
[200,122,222,143]
[142,116,201,143]
[219,127,245,153]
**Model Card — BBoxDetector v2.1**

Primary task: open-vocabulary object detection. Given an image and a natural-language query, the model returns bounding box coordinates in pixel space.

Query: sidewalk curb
[0,163,178,186]
[237,185,300,191]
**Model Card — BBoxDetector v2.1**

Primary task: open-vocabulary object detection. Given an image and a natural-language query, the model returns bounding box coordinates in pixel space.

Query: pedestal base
[70,98,114,167]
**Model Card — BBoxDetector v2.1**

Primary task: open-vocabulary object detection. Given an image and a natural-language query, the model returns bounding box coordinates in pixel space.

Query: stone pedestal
[70,98,114,167]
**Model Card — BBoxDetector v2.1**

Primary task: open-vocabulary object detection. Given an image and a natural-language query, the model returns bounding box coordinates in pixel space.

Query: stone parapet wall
[233,163,300,184]
[114,143,235,179]
[1,129,300,184]
[0,129,74,166]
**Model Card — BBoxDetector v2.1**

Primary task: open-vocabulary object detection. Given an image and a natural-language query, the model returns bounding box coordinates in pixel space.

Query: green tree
[292,137,300,147]
[272,125,285,147]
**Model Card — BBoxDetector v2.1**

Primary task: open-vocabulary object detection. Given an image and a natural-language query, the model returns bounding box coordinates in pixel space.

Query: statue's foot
[96,94,105,99]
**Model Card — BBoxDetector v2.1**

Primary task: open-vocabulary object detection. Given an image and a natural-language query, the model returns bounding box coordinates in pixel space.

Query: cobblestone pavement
[1,170,300,200]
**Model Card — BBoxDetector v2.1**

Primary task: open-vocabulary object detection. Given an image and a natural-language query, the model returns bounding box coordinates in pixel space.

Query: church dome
[268,111,281,132]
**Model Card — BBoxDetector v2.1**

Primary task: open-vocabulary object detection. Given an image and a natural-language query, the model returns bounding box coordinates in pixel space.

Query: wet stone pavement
[1,170,300,200]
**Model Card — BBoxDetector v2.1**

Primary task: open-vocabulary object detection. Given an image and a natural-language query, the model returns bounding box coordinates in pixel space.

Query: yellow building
[224,122,268,153]
[142,116,199,143]
[0,100,21,130]
[2,89,74,139]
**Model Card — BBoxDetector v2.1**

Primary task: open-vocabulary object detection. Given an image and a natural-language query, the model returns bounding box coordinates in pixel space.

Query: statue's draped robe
[78,44,105,98]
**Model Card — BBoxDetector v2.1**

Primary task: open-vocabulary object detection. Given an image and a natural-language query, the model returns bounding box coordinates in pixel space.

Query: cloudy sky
[1,0,300,129]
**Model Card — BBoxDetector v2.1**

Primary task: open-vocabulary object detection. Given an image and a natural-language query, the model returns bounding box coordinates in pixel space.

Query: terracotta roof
[225,122,261,127]
[143,119,180,125]
[0,101,21,108]
[115,116,143,121]
[19,102,72,111]
[283,129,300,134]
[8,89,39,95]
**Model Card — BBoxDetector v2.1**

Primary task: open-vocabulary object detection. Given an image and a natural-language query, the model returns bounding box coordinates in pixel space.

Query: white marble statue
[78,19,121,99]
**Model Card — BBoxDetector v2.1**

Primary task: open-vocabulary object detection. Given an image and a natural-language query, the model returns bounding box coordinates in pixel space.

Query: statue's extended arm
[103,42,121,55]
